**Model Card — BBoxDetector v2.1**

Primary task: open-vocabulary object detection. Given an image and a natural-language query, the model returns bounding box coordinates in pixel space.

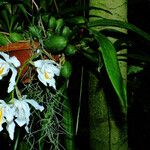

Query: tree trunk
[88,0,127,149]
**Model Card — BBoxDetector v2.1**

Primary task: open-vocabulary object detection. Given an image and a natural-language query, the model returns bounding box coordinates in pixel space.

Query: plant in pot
[1,1,150,150]
[0,2,76,148]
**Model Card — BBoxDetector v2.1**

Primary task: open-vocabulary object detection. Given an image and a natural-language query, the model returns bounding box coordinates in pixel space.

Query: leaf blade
[90,29,127,109]
[88,19,150,41]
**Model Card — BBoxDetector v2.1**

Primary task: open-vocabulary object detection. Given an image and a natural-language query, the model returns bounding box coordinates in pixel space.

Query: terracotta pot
[0,41,39,83]
[0,41,39,64]
[0,41,63,83]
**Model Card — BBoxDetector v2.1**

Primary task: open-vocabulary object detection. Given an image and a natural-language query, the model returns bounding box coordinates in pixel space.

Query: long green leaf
[88,19,150,41]
[1,9,10,30]
[90,29,127,109]
[89,6,112,14]
[18,4,30,22]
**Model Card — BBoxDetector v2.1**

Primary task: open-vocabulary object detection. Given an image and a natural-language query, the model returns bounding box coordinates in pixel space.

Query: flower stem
[13,128,20,150]
[15,86,22,100]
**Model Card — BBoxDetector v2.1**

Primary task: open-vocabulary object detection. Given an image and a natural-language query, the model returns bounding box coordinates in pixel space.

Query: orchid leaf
[90,29,127,110]
[89,6,112,14]
[18,4,30,22]
[88,19,150,41]
[1,9,10,30]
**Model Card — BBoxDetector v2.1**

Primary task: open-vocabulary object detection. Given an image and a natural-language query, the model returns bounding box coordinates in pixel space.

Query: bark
[88,0,128,149]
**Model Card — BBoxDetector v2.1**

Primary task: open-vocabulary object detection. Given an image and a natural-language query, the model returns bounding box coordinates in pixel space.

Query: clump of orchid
[0,51,61,140]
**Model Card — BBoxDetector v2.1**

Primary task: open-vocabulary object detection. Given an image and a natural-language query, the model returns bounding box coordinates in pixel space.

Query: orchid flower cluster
[0,51,61,140]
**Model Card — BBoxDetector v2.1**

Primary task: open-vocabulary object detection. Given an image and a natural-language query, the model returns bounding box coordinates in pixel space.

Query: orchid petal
[0,101,14,122]
[0,106,4,132]
[0,117,6,132]
[6,121,15,140]
[15,118,26,127]
[37,70,47,86]
[25,99,44,112]
[22,101,30,125]
[34,59,60,89]
[48,78,56,89]
[0,101,15,140]
[25,125,29,133]
[0,52,10,62]
[0,61,10,78]
[34,60,43,68]
[14,100,30,127]
[4,105,14,122]
[0,59,6,63]
[50,64,60,76]
[0,100,6,104]
[8,67,17,93]
[9,56,20,67]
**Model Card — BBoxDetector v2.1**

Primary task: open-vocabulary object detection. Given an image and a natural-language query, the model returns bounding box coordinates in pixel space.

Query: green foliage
[0,2,26,32]
[88,19,150,41]
[48,16,57,29]
[55,19,64,34]
[62,26,72,39]
[64,44,77,56]
[90,29,127,110]
[9,32,24,42]
[29,25,42,39]
[22,82,66,150]
[1,1,150,150]
[44,35,68,53]
[0,33,10,45]
[60,61,72,79]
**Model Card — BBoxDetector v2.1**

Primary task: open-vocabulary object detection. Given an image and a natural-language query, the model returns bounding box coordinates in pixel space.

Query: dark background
[128,0,150,149]
[0,0,150,149]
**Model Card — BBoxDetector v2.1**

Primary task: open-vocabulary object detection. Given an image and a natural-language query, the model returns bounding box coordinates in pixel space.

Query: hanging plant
[0,13,77,149]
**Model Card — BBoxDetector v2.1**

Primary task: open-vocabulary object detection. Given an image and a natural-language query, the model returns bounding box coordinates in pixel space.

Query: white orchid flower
[13,95,44,133]
[0,96,44,140]
[0,52,20,93]
[34,59,60,89]
[0,100,15,140]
